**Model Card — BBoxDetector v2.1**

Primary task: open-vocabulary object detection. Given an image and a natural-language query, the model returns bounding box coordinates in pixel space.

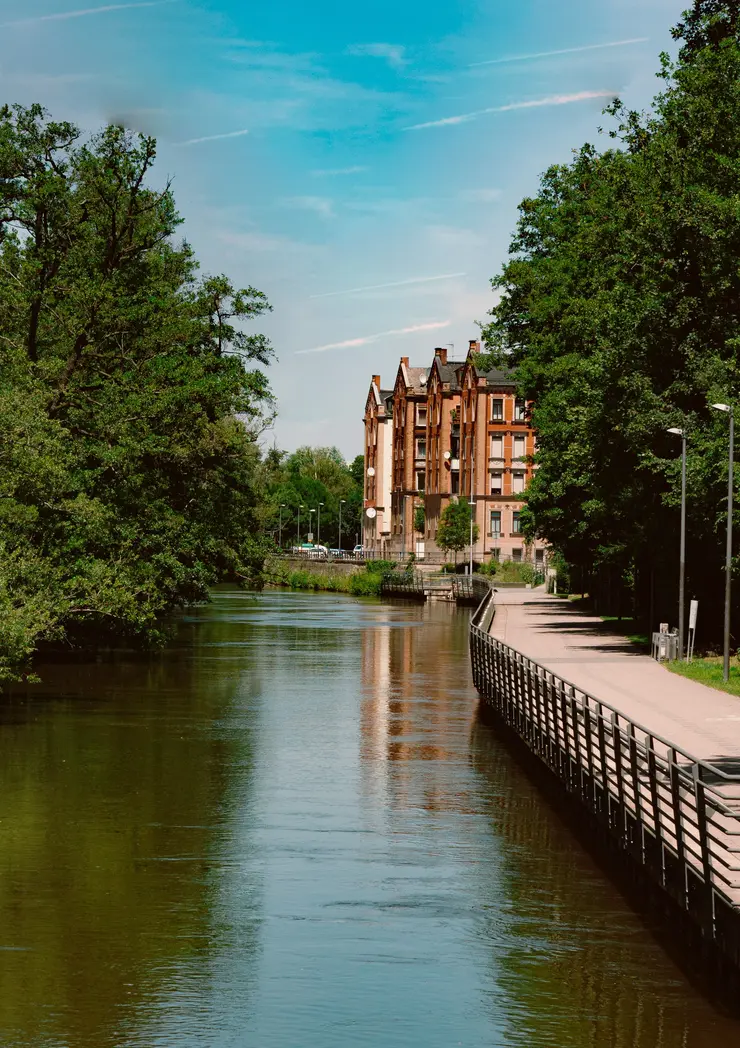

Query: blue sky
[1,0,685,457]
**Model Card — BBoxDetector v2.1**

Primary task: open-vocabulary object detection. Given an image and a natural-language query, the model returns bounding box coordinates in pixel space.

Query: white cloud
[311,165,367,177]
[282,196,334,218]
[346,43,407,69]
[175,127,249,146]
[0,0,176,28]
[216,229,317,254]
[461,188,503,203]
[469,37,649,67]
[297,320,450,355]
[310,273,465,299]
[426,226,485,250]
[406,90,617,130]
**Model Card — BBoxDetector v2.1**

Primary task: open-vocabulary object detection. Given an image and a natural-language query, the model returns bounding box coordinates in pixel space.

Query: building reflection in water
[359,598,739,1048]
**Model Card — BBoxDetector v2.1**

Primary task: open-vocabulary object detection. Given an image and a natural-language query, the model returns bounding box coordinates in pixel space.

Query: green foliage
[0,105,274,679]
[413,505,425,534]
[264,560,383,597]
[482,20,740,630]
[260,445,363,549]
[436,498,479,557]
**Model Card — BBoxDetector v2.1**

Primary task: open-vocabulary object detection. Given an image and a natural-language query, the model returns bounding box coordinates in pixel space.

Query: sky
[0,0,687,458]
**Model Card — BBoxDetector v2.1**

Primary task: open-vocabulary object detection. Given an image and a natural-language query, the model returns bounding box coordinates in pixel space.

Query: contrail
[406,90,616,131]
[1,0,177,27]
[176,128,250,146]
[297,320,450,355]
[310,272,465,299]
[470,37,649,67]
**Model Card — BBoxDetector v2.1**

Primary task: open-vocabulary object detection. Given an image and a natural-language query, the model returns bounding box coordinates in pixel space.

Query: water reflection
[0,588,738,1047]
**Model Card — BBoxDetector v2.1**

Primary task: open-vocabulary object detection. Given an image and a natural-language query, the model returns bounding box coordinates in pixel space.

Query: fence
[469,587,740,972]
[379,571,427,600]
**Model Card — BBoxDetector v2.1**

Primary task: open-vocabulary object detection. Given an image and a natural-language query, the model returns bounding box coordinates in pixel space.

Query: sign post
[687,600,699,662]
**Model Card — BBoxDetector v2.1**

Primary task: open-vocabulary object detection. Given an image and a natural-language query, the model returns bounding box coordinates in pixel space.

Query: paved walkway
[489,590,740,762]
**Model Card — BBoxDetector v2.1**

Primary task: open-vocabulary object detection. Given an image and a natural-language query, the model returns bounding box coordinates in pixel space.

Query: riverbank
[264,557,386,596]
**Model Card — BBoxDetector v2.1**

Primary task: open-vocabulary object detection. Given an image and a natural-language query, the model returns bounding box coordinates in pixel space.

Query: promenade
[489,591,740,762]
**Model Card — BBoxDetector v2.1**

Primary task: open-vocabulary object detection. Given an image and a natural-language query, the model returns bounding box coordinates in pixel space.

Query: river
[1,587,738,1047]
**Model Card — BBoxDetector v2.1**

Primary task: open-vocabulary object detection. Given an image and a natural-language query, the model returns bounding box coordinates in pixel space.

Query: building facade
[362,341,547,564]
[362,375,393,555]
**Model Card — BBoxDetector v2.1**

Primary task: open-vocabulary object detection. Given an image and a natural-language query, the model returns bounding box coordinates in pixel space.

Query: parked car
[353,545,364,557]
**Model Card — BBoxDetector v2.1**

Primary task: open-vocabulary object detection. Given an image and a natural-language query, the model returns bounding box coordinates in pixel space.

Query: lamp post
[309,507,316,543]
[339,499,346,552]
[667,428,687,660]
[297,504,303,545]
[279,503,286,549]
[469,437,476,576]
[318,502,324,545]
[712,403,734,682]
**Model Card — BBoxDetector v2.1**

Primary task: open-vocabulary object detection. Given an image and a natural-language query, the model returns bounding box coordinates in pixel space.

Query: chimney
[401,356,409,367]
[434,347,448,365]
[372,374,381,388]
[469,340,480,354]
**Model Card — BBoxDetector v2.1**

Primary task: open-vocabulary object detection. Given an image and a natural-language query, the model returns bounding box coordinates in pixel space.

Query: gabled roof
[435,360,466,390]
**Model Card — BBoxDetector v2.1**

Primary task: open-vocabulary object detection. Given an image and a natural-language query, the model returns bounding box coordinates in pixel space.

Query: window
[535,548,544,564]
[514,399,526,421]
[489,510,501,537]
[513,547,523,561]
[513,436,526,462]
[491,398,503,421]
[512,471,525,494]
[490,471,502,495]
[512,512,522,534]
[416,471,425,492]
[490,435,503,460]
[490,547,501,561]
[416,405,427,426]
[416,439,426,460]
[451,471,460,495]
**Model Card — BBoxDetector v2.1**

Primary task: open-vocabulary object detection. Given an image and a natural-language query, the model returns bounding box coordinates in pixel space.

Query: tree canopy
[436,499,479,559]
[0,104,274,678]
[482,3,740,629]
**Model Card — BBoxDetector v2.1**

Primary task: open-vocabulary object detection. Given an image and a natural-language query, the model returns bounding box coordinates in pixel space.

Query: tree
[482,15,740,630]
[672,1,740,61]
[414,505,425,534]
[436,499,479,562]
[0,104,274,678]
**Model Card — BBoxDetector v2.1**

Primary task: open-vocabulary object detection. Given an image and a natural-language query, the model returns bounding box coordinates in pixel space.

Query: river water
[1,587,739,1047]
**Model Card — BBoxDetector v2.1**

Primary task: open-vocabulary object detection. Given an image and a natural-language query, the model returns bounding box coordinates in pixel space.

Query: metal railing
[380,571,427,600]
[470,588,740,961]
[451,575,493,605]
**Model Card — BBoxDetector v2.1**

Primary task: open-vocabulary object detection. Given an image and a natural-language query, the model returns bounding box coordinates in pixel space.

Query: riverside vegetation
[0,105,371,683]
[479,0,740,640]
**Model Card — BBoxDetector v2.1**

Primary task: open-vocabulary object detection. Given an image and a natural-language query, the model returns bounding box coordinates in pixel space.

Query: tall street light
[318,502,324,545]
[309,507,316,542]
[667,428,687,660]
[279,503,286,550]
[712,403,734,682]
[339,499,346,552]
[297,504,303,545]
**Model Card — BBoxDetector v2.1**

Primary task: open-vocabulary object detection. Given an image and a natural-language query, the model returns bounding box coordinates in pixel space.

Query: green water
[0,587,737,1047]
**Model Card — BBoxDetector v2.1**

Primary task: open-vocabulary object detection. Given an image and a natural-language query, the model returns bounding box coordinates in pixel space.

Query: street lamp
[712,403,734,682]
[278,503,287,549]
[667,428,687,660]
[297,504,303,545]
[469,499,476,576]
[339,499,346,552]
[309,507,316,543]
[318,502,324,545]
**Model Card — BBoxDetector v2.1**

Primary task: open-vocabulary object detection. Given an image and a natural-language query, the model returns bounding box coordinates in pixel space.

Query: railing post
[694,763,714,896]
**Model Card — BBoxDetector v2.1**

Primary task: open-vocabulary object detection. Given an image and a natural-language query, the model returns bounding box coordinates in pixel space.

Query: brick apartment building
[361,340,547,565]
